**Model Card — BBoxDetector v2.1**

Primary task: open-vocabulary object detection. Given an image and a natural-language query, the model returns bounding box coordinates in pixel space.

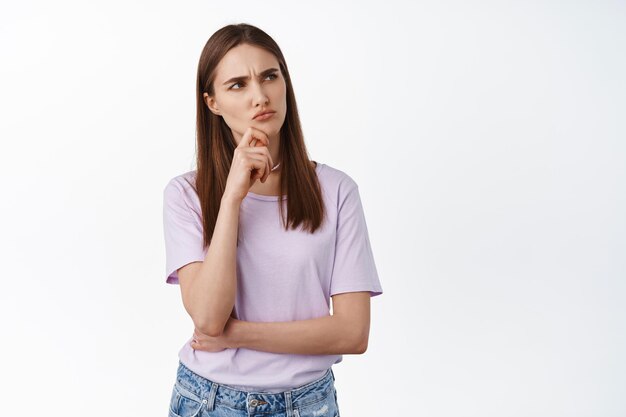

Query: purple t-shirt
[162,161,383,392]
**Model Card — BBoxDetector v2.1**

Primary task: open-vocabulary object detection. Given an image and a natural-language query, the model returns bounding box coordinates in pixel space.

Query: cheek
[220,100,248,122]
[220,98,243,114]
[219,112,247,137]
[273,84,287,111]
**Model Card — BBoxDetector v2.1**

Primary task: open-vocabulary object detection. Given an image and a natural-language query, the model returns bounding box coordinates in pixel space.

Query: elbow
[196,318,226,338]
[338,316,370,354]
[197,323,224,338]
[184,306,224,337]
[354,337,368,354]
[350,331,369,354]
[192,306,233,338]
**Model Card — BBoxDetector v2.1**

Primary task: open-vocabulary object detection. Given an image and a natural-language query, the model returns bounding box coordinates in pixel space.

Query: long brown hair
[191,23,325,249]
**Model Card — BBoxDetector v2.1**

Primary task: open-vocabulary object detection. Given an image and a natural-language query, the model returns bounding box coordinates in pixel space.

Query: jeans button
[250,399,259,406]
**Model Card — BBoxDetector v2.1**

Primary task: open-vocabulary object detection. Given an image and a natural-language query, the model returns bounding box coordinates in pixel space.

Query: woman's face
[204,43,287,146]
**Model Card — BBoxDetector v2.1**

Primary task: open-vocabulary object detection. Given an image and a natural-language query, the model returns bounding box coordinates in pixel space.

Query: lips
[253,110,276,120]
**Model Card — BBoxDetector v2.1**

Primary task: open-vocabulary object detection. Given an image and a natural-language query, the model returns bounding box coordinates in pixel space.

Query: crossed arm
[193,291,372,355]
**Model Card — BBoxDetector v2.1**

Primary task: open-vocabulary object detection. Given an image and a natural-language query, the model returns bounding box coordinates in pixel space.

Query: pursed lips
[253,111,276,120]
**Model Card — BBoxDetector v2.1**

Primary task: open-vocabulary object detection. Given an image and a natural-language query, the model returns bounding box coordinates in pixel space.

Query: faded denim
[168,360,341,417]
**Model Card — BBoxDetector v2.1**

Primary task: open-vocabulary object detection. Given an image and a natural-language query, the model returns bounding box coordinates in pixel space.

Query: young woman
[163,23,383,417]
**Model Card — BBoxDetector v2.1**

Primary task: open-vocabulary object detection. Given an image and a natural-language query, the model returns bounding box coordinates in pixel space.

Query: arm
[179,195,241,337]
[230,292,371,355]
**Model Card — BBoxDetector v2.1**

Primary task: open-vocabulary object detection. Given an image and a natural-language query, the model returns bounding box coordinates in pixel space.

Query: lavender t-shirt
[162,162,383,392]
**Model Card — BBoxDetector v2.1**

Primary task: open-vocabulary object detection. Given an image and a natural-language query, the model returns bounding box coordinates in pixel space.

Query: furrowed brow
[222,67,279,86]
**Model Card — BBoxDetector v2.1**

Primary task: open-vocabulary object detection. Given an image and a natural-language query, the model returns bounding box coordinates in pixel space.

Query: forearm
[190,196,240,336]
[232,315,364,355]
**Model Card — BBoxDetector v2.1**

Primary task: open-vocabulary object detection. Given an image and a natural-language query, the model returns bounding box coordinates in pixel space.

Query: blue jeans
[168,361,341,417]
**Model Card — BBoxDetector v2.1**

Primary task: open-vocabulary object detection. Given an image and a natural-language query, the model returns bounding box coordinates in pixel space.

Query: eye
[229,73,278,90]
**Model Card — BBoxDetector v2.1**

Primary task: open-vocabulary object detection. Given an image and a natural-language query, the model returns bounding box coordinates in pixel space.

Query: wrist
[221,193,243,207]
[228,318,247,349]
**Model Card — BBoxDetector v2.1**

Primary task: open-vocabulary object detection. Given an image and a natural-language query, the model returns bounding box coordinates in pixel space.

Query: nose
[250,80,269,107]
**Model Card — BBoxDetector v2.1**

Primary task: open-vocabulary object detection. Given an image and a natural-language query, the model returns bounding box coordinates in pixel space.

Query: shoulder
[318,160,358,205]
[317,162,359,193]
[164,170,197,193]
[163,170,200,213]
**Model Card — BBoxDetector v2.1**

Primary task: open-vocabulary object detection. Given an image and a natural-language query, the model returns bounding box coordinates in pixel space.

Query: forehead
[215,44,279,80]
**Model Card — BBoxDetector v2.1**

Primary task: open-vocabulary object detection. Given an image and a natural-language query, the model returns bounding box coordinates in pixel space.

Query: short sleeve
[329,178,383,298]
[162,178,206,285]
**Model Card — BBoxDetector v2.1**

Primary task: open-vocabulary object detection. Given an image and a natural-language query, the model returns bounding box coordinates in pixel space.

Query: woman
[163,23,383,417]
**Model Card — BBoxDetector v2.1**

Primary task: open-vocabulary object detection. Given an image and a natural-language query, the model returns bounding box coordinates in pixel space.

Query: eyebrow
[222,67,279,86]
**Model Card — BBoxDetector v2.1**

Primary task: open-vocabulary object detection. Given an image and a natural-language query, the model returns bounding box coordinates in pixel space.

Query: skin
[192,43,372,355]
[203,43,287,195]
[191,291,371,355]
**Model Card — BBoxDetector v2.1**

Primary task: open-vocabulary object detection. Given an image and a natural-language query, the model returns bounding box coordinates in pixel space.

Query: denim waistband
[174,360,336,415]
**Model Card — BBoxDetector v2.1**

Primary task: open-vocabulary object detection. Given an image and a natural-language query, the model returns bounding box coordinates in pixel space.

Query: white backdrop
[1,1,625,416]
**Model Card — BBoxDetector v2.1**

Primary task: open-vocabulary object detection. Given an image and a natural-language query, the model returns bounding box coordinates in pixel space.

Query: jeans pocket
[294,389,339,417]
[169,381,205,417]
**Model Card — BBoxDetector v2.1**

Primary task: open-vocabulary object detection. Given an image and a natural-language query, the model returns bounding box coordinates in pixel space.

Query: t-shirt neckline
[245,162,323,201]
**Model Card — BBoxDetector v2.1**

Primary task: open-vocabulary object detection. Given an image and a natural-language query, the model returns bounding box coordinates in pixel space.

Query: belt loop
[206,381,218,412]
[284,390,293,417]
[330,368,335,382]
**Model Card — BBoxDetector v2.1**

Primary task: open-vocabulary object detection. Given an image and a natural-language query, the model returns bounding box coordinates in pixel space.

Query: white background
[1,1,625,416]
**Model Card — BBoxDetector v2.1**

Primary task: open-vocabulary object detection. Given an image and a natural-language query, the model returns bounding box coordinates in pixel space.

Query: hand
[222,126,275,202]
[190,316,241,352]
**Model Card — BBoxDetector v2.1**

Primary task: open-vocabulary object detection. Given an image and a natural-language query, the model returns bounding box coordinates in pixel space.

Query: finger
[243,147,274,177]
[250,137,265,148]
[263,155,271,182]
[243,149,271,170]
[262,152,272,182]
[249,127,269,148]
[239,127,269,149]
[257,153,270,182]
[247,155,267,180]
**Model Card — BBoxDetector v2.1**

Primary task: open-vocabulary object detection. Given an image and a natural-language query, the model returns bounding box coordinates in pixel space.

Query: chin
[263,118,284,132]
